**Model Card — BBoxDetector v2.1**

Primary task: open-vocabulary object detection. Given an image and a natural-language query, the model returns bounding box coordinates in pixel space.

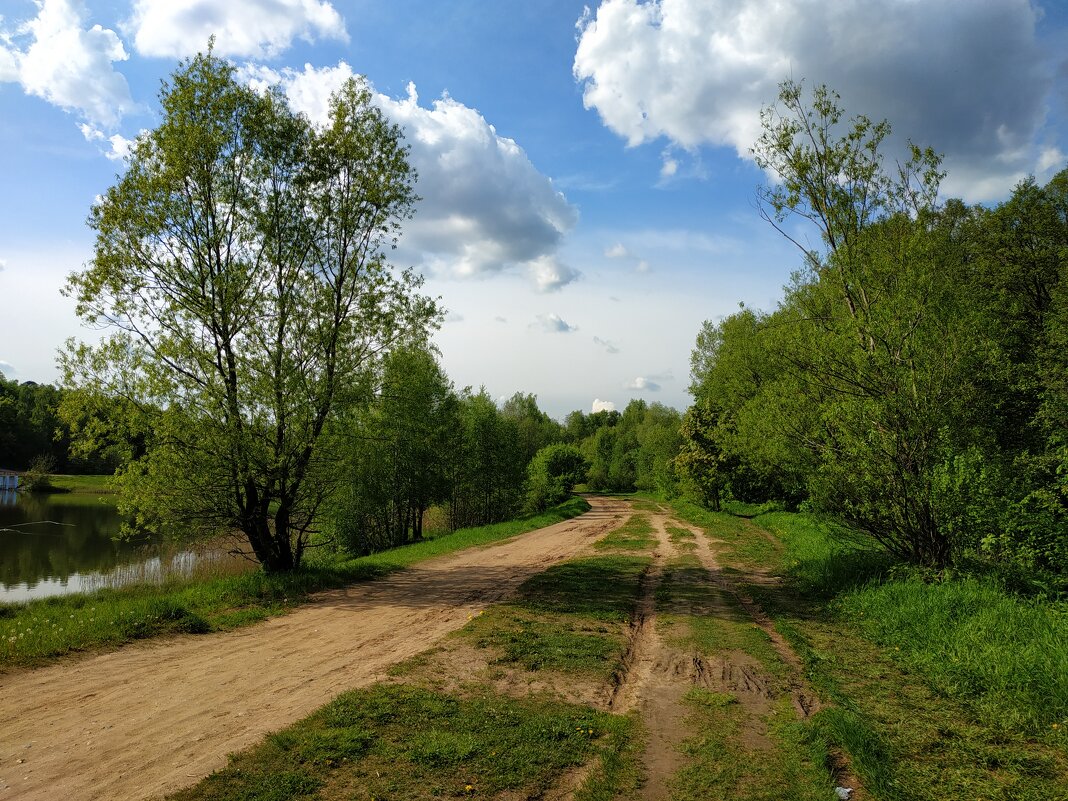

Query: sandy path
[0,497,628,801]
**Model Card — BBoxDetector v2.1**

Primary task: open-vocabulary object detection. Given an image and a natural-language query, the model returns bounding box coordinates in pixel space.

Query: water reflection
[0,493,250,603]
[0,489,17,507]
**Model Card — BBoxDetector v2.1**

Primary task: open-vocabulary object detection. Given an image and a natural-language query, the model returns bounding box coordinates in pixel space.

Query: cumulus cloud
[624,376,660,392]
[535,313,577,333]
[0,0,134,128]
[593,336,619,354]
[0,258,6,272]
[0,360,15,377]
[574,0,1064,200]
[592,399,616,413]
[241,63,579,291]
[127,0,347,59]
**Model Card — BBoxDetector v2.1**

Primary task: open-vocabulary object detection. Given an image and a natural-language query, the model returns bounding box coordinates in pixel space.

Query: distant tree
[62,50,437,571]
[500,392,563,465]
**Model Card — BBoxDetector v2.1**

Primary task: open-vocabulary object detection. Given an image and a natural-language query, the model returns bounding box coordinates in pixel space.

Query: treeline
[329,345,685,554]
[680,82,1068,577]
[0,374,124,474]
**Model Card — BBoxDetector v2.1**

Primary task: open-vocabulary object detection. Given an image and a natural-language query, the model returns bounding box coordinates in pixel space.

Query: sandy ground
[0,497,629,801]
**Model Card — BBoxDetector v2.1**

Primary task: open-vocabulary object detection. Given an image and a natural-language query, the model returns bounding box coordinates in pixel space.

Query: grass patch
[838,575,1068,733]
[593,514,657,551]
[668,499,783,569]
[667,525,697,551]
[168,683,640,801]
[0,498,591,669]
[670,690,832,801]
[462,554,649,677]
[45,474,118,494]
[666,498,1068,799]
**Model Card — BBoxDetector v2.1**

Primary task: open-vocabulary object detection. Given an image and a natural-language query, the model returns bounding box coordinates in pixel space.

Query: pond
[0,491,248,603]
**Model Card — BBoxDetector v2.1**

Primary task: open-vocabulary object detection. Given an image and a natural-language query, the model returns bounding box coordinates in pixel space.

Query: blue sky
[1,0,1066,418]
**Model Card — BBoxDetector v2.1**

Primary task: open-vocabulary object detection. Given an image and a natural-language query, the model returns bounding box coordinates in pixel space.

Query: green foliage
[568,399,682,497]
[686,80,1068,574]
[332,345,454,553]
[61,49,437,572]
[525,443,588,512]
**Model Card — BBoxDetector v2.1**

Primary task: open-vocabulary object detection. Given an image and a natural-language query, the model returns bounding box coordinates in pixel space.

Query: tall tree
[62,50,437,571]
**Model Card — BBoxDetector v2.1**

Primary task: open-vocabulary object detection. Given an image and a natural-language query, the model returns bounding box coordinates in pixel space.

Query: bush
[525,444,588,513]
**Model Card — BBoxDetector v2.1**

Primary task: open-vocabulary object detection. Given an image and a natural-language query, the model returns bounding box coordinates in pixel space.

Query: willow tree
[62,50,437,571]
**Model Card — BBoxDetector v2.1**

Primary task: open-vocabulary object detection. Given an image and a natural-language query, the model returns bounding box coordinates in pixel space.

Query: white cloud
[535,313,577,333]
[593,336,619,354]
[0,360,15,377]
[528,256,580,293]
[127,0,347,59]
[591,399,616,413]
[242,63,579,291]
[79,124,138,161]
[624,376,660,391]
[574,0,1062,201]
[444,311,464,323]
[659,150,678,179]
[0,258,6,272]
[604,242,629,259]
[0,0,134,128]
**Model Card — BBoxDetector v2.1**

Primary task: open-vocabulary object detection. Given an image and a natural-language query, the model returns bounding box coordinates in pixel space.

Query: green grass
[668,499,783,568]
[462,554,650,676]
[651,550,833,798]
[0,497,591,669]
[45,474,118,494]
[593,513,657,551]
[168,683,640,801]
[838,575,1068,733]
[664,498,1068,800]
[670,690,832,801]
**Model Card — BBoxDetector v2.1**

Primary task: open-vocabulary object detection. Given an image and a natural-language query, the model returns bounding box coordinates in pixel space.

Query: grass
[462,554,650,676]
[46,474,118,494]
[664,497,1068,800]
[0,497,591,669]
[670,690,831,801]
[651,550,832,799]
[593,513,657,551]
[168,683,639,801]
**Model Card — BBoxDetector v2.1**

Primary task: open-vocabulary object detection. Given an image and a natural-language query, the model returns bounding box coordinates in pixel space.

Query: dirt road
[0,498,628,801]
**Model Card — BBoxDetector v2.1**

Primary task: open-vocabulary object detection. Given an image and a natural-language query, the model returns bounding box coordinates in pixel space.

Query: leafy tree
[525,443,588,512]
[445,389,526,529]
[62,50,437,571]
[333,345,453,553]
[500,392,563,465]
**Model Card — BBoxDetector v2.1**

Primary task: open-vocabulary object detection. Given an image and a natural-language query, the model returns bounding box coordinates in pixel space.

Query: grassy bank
[0,497,590,669]
[667,499,1068,800]
[45,473,119,493]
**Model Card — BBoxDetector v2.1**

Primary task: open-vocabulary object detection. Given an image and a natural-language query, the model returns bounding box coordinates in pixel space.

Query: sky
[1,0,1066,419]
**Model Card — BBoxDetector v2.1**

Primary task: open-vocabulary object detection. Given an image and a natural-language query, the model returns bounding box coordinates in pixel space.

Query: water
[0,492,244,603]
